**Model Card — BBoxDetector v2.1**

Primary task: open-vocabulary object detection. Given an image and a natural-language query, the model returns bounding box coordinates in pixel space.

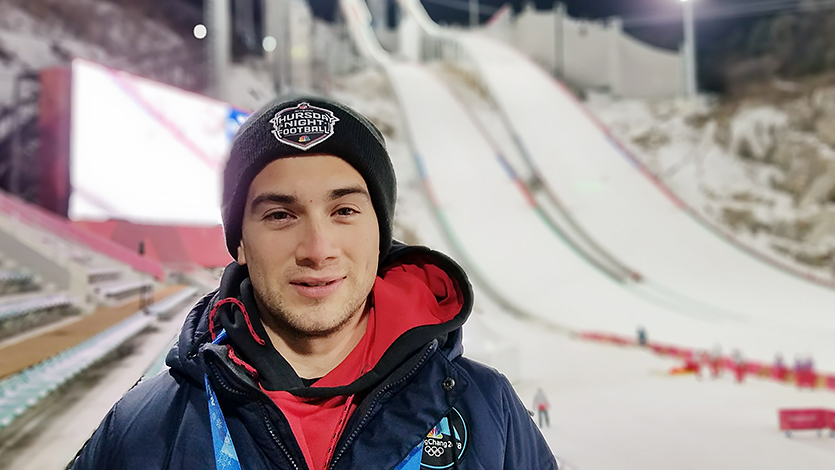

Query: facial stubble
[255,273,374,339]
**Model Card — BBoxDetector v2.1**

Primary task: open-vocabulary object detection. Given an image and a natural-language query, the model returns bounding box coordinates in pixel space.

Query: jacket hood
[166,242,473,398]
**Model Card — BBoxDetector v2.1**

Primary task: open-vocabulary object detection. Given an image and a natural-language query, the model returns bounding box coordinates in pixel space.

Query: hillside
[588,77,835,279]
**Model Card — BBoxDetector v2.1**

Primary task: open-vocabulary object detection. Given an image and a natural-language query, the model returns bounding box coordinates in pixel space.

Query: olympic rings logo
[424,445,445,458]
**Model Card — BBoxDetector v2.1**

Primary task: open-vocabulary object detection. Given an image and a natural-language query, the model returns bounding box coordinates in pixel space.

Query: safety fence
[0,287,197,432]
[576,331,835,393]
[779,409,835,437]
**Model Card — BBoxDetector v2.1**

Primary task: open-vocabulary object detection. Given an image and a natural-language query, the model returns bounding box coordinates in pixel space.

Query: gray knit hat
[222,95,396,262]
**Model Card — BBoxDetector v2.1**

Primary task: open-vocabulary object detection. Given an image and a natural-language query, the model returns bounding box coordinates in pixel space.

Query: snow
[728,105,789,161]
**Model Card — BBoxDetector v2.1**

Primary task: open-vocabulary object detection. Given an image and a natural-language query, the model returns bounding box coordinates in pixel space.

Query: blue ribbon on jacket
[205,330,242,470]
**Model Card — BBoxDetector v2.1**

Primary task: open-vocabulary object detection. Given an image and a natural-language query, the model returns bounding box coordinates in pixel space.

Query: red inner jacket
[256,261,463,470]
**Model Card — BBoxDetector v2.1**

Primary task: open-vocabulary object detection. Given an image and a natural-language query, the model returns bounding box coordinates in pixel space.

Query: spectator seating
[93,279,155,301]
[0,287,198,432]
[142,287,199,316]
[0,293,75,323]
[86,266,123,284]
[0,190,164,280]
[0,293,77,340]
[0,270,36,294]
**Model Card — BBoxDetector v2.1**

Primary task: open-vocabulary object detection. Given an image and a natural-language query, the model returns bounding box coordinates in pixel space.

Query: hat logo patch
[269,102,339,151]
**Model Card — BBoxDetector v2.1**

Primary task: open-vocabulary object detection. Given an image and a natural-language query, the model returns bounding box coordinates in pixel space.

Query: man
[69,96,557,470]
[533,388,550,428]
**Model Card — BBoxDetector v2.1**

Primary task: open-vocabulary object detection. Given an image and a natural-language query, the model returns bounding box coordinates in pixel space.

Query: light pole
[681,0,698,98]
[205,0,231,101]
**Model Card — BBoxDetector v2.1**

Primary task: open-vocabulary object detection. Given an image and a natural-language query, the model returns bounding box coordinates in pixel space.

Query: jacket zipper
[209,361,301,470]
[260,401,301,470]
[327,340,438,470]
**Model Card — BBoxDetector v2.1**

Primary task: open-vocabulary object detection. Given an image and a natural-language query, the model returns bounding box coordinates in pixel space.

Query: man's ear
[236,239,247,265]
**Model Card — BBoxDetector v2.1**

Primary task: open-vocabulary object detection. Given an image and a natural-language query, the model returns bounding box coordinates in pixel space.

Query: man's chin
[287,317,352,338]
[278,306,356,338]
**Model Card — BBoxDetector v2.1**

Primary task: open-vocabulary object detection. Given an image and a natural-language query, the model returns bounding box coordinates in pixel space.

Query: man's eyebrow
[249,193,297,213]
[328,186,371,202]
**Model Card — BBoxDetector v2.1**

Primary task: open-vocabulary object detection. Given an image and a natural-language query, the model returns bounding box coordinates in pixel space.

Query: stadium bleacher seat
[86,266,123,284]
[93,279,154,301]
[0,293,75,323]
[0,287,198,432]
[0,270,36,294]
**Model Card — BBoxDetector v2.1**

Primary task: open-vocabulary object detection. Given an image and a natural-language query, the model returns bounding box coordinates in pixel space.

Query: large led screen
[70,59,249,225]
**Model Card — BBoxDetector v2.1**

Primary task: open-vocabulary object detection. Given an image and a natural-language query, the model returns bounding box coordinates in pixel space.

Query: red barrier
[779,409,827,435]
[576,332,636,347]
[576,331,835,393]
[826,410,835,433]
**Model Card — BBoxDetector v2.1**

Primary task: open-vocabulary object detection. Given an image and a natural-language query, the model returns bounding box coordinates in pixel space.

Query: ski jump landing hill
[341,0,835,374]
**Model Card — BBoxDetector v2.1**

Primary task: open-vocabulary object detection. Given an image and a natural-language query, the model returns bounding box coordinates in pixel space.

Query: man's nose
[295,217,340,268]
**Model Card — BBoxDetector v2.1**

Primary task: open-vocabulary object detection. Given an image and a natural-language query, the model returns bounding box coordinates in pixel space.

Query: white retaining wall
[486,4,684,98]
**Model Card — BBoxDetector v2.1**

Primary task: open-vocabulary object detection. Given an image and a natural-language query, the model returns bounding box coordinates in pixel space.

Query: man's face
[238,155,380,338]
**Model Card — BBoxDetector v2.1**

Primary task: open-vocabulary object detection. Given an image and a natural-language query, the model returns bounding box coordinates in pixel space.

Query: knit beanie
[222,95,396,262]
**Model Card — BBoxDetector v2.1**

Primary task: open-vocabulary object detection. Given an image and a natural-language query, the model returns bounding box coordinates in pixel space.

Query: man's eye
[267,211,291,221]
[335,207,357,216]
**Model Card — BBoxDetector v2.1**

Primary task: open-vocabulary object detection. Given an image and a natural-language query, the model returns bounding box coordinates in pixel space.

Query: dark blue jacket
[69,244,557,470]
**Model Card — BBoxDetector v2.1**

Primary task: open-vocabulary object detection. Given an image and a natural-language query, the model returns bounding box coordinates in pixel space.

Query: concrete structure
[486,3,685,98]
[205,0,232,101]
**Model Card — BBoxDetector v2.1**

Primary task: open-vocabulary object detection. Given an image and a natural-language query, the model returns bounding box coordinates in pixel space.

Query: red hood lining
[305,261,463,389]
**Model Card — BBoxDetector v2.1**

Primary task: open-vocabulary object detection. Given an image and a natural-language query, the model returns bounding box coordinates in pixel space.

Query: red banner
[826,410,835,430]
[779,409,827,431]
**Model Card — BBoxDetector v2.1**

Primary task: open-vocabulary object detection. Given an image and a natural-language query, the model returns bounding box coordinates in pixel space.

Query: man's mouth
[290,277,346,299]
[292,278,342,287]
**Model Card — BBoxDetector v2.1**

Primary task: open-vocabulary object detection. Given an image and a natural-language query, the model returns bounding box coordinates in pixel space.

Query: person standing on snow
[533,388,551,428]
[772,353,788,382]
[731,349,746,384]
[68,96,557,470]
[708,345,723,379]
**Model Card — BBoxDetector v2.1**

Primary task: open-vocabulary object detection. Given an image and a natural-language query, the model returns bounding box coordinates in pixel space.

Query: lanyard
[205,330,243,470]
[393,440,424,470]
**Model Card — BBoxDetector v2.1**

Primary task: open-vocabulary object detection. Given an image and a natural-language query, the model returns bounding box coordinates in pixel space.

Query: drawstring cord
[209,297,266,345]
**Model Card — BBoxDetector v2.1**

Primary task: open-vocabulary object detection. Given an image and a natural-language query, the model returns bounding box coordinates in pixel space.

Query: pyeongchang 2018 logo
[420,408,468,469]
[269,102,339,151]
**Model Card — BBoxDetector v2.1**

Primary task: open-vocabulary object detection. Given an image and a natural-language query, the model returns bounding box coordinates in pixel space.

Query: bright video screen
[69,59,249,225]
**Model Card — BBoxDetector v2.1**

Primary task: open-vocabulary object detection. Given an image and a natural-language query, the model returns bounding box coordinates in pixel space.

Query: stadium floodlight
[262,36,277,52]
[193,24,208,39]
